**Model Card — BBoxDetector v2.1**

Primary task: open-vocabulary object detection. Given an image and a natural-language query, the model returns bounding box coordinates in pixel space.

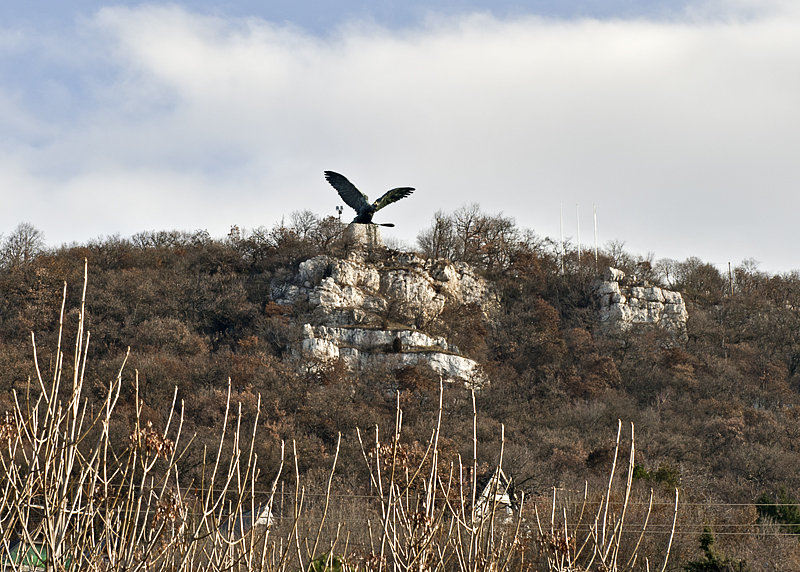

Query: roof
[474,467,517,518]
[2,541,49,572]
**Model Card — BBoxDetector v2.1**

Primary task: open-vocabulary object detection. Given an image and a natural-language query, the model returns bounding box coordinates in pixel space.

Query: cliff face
[271,229,496,385]
[594,267,688,338]
[271,226,689,384]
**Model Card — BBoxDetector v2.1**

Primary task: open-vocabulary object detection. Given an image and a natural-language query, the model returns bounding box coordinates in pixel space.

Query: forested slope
[3,209,800,567]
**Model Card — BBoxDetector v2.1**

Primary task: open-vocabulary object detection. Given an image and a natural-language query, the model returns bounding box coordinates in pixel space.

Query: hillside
[3,209,800,568]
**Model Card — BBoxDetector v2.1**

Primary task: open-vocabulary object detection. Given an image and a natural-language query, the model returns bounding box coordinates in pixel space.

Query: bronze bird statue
[325,171,414,227]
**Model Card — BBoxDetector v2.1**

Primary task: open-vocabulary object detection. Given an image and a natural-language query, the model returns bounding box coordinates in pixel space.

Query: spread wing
[324,171,370,214]
[372,187,414,212]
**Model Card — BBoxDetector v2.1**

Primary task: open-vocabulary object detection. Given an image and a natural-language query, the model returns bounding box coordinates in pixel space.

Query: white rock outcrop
[272,228,495,386]
[301,324,484,386]
[273,251,496,329]
[594,267,688,338]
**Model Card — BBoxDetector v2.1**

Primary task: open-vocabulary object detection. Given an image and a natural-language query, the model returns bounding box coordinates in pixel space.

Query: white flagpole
[560,204,565,274]
[594,204,598,273]
[576,204,580,266]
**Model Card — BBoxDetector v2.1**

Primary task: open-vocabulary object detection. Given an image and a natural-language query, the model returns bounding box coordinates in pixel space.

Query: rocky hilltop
[271,225,496,385]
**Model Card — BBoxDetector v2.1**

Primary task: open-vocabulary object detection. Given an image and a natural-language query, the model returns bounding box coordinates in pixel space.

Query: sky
[1,0,799,272]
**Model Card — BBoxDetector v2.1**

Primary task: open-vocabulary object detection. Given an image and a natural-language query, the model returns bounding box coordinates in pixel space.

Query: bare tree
[735,257,763,294]
[289,210,321,241]
[417,205,518,271]
[655,258,681,288]
[417,210,457,260]
[1,222,45,268]
[603,240,635,272]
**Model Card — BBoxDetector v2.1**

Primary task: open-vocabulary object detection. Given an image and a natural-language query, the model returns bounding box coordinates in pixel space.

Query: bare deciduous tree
[290,210,321,241]
[1,222,45,268]
[417,204,518,272]
[417,209,458,260]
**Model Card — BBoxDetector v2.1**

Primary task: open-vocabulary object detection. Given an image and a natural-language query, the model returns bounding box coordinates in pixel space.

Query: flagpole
[576,204,580,266]
[594,204,598,273]
[560,204,565,274]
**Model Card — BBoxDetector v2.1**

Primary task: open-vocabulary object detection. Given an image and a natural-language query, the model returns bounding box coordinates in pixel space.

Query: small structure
[2,541,49,572]
[220,504,274,539]
[474,467,516,521]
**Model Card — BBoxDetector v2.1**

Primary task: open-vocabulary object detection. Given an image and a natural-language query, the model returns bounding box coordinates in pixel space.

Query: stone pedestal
[343,223,385,252]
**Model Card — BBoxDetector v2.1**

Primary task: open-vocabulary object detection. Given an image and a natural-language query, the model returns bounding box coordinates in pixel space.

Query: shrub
[756,486,800,534]
[684,527,749,572]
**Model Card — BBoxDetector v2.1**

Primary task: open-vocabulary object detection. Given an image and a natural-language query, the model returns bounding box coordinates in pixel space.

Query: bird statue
[324,171,414,227]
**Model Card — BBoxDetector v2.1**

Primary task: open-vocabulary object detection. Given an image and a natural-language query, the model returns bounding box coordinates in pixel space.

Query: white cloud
[1,1,800,271]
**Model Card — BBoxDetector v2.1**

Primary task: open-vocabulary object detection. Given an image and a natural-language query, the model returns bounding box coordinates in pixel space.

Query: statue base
[342,223,385,253]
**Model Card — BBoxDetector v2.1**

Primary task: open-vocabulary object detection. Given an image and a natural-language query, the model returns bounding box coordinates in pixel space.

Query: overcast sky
[1,0,799,272]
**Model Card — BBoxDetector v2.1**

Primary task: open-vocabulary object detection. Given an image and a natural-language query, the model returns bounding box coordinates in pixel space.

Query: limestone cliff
[594,267,688,338]
[271,227,495,385]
